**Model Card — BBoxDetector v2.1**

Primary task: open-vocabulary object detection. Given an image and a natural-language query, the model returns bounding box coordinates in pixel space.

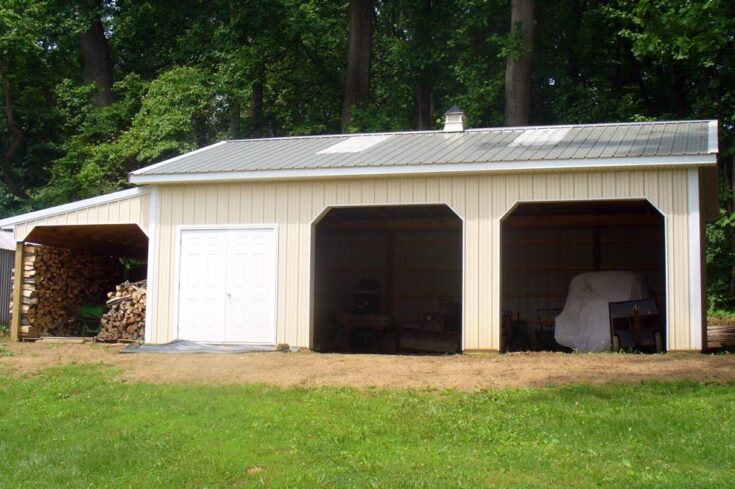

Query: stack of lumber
[707,323,735,350]
[10,245,124,337]
[97,280,146,341]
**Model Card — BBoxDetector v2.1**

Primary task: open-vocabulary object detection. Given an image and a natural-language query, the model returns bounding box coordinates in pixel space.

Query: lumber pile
[97,280,146,341]
[11,245,124,337]
[707,323,735,350]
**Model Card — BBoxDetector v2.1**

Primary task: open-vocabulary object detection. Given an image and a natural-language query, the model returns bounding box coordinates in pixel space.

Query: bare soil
[1,341,734,390]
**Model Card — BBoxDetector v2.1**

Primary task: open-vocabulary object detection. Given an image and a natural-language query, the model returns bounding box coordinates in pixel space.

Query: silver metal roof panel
[131,120,718,179]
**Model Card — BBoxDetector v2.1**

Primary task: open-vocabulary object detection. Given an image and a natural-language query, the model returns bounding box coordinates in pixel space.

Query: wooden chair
[608,299,663,352]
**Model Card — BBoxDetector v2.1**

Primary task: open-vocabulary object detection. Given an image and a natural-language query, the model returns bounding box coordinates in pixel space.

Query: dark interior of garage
[501,200,666,353]
[312,205,462,354]
[16,224,147,341]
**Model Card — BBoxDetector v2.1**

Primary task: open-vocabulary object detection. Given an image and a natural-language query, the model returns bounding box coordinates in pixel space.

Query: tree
[79,1,116,107]
[504,0,535,126]
[1,74,29,199]
[0,0,60,201]
[342,0,374,132]
[403,0,435,129]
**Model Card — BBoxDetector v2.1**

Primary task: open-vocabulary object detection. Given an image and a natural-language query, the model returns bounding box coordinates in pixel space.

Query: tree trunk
[228,96,241,139]
[415,80,432,129]
[565,0,582,81]
[79,16,115,107]
[1,75,29,200]
[412,0,435,130]
[341,0,373,132]
[250,71,264,138]
[504,0,535,126]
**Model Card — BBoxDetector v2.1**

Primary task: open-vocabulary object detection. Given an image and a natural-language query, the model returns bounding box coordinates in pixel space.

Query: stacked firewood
[707,323,735,350]
[97,280,146,341]
[10,245,124,337]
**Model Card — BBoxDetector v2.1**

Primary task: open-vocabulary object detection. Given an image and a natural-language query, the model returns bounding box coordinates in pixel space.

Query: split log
[97,280,146,341]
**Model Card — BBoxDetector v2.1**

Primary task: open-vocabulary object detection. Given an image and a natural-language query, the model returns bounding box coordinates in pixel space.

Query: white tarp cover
[555,271,650,352]
[120,339,277,354]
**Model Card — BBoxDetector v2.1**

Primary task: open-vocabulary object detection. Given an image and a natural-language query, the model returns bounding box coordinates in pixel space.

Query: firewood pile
[11,245,124,337]
[707,323,735,350]
[97,280,146,341]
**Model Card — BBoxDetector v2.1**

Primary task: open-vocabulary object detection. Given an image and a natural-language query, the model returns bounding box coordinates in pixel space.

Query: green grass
[0,366,733,488]
[0,334,10,357]
[709,309,735,323]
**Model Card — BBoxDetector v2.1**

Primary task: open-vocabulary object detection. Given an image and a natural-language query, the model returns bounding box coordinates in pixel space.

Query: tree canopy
[1,0,733,308]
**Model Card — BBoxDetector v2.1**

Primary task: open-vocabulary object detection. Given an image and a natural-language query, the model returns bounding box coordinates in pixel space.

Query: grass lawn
[0,364,733,488]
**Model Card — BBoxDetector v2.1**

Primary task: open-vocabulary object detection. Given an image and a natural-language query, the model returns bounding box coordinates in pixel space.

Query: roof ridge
[466,119,716,132]
[227,129,443,143]
[224,120,715,144]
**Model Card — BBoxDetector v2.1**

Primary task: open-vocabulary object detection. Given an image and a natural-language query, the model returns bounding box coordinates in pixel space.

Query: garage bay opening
[501,200,666,353]
[312,205,462,354]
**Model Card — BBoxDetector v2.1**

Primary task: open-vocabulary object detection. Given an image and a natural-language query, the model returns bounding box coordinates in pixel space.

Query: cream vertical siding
[13,191,152,242]
[151,168,697,350]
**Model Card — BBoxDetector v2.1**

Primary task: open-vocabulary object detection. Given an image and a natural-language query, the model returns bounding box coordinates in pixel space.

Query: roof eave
[0,187,150,230]
[128,154,718,185]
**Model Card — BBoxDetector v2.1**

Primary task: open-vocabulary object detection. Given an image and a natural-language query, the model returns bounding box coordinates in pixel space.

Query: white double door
[177,227,277,344]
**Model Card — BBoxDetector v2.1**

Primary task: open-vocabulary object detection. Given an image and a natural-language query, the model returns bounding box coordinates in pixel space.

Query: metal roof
[0,187,150,230]
[130,120,718,183]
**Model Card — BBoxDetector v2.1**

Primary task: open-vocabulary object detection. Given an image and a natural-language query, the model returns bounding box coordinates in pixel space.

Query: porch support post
[10,242,23,342]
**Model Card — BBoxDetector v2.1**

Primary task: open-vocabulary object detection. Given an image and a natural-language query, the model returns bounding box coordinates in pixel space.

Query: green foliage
[706,209,735,311]
[121,66,220,162]
[610,0,733,66]
[35,74,144,205]
[495,24,532,61]
[0,366,734,487]
[37,67,223,205]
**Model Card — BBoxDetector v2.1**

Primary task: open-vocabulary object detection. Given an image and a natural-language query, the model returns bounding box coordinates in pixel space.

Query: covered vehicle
[555,271,650,352]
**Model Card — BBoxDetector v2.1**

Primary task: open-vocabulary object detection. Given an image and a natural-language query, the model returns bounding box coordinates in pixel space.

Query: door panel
[178,230,227,342]
[225,229,277,343]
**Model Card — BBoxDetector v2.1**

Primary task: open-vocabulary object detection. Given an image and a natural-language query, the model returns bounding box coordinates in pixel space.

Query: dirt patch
[1,341,734,390]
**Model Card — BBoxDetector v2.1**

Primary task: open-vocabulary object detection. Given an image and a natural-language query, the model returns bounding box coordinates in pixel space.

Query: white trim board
[497,196,672,351]
[687,169,703,350]
[143,186,159,344]
[0,187,150,230]
[307,201,467,351]
[128,155,717,185]
[708,120,719,154]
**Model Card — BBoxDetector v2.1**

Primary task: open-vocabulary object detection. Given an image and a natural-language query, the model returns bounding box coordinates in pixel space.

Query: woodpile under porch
[9,223,148,342]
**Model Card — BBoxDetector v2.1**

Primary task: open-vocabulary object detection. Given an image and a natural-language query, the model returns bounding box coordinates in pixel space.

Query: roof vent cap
[443,106,466,132]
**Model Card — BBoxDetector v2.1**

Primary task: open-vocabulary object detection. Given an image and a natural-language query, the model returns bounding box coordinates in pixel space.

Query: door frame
[308,203,465,351]
[172,224,279,344]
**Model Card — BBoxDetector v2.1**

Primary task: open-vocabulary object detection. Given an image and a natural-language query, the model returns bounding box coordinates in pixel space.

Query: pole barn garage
[1,114,719,353]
